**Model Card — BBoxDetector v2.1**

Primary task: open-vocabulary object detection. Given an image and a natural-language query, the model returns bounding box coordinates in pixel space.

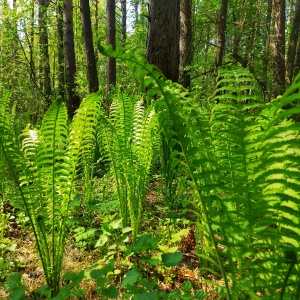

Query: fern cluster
[0,93,101,296]
[98,89,158,240]
[98,44,300,298]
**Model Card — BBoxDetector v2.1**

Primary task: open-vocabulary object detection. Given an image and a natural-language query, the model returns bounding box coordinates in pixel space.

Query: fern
[0,92,101,296]
[98,89,158,240]
[98,44,300,298]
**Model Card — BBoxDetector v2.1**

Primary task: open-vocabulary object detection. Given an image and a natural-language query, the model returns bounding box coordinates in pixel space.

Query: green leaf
[7,272,23,291]
[129,234,160,254]
[9,287,26,300]
[121,268,141,287]
[139,258,160,267]
[182,281,192,293]
[161,252,183,267]
[134,291,160,300]
[122,226,132,234]
[110,218,123,229]
[95,234,109,247]
[102,285,119,299]
[167,290,182,299]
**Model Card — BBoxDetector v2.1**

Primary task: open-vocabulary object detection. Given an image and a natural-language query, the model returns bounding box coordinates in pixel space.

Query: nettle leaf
[122,226,133,234]
[95,234,109,247]
[9,287,26,300]
[121,268,141,288]
[139,258,160,267]
[110,218,123,229]
[129,234,160,254]
[133,291,160,300]
[161,252,183,267]
[102,285,119,299]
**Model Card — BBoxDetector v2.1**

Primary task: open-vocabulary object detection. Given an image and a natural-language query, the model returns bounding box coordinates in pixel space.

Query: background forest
[1,0,300,299]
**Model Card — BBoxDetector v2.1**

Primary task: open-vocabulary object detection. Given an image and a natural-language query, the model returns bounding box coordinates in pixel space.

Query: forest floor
[0,179,222,299]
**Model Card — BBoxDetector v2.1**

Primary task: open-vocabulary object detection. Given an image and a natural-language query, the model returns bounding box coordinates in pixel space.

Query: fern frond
[98,88,158,239]
[21,125,39,163]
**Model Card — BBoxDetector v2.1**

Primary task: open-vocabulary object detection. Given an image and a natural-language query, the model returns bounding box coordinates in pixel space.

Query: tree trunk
[106,0,116,113]
[57,0,65,99]
[63,0,80,119]
[80,0,99,93]
[94,0,99,64]
[286,0,300,85]
[38,0,52,106]
[215,0,228,68]
[146,0,180,82]
[294,38,300,78]
[272,0,285,98]
[121,0,126,43]
[179,0,192,88]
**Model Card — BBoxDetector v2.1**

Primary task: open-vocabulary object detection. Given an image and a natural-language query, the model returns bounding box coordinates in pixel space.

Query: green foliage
[98,44,300,299]
[6,272,25,300]
[0,92,101,296]
[98,88,159,240]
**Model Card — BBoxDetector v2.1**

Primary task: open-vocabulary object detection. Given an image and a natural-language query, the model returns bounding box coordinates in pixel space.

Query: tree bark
[106,0,116,113]
[80,0,99,93]
[215,0,228,68]
[63,0,80,119]
[294,38,300,78]
[286,0,300,85]
[272,0,285,98]
[146,0,180,82]
[179,0,192,88]
[38,0,52,106]
[57,0,65,99]
[121,0,126,43]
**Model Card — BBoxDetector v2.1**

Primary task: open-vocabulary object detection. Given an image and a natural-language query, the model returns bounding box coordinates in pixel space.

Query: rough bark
[179,0,192,88]
[294,38,300,78]
[286,0,300,85]
[272,0,285,98]
[215,0,228,68]
[80,0,99,93]
[261,0,272,100]
[63,0,80,119]
[121,0,127,43]
[146,0,180,82]
[94,0,99,63]
[106,0,116,112]
[38,0,52,106]
[57,0,65,99]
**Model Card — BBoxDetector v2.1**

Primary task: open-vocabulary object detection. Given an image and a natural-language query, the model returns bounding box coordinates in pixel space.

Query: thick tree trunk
[294,38,300,78]
[106,0,116,113]
[179,0,192,88]
[80,0,99,93]
[272,0,285,98]
[215,0,228,68]
[63,0,80,119]
[286,0,300,85]
[38,0,52,106]
[57,0,65,99]
[146,0,180,82]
